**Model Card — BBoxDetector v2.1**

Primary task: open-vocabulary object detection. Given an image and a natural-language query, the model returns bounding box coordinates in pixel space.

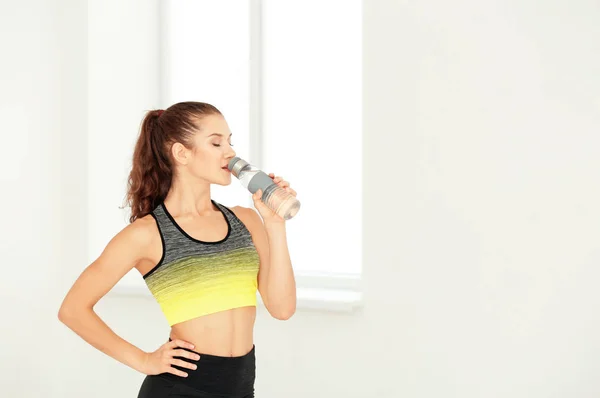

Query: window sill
[287,273,363,313]
[108,273,362,314]
[258,287,362,313]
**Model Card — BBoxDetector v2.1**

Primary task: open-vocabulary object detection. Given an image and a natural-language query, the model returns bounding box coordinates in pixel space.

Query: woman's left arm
[241,173,297,320]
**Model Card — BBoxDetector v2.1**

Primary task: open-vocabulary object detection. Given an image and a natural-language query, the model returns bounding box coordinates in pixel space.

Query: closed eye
[212,143,234,147]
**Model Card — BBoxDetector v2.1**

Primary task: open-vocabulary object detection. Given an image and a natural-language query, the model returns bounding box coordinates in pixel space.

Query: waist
[161,339,256,396]
[170,306,256,357]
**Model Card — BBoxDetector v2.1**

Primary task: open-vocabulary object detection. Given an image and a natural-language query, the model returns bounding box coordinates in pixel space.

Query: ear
[171,142,190,165]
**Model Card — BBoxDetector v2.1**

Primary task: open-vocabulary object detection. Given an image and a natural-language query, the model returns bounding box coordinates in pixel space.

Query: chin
[214,175,232,186]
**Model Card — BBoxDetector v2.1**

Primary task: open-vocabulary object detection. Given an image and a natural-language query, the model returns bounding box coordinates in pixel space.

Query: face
[171,114,236,185]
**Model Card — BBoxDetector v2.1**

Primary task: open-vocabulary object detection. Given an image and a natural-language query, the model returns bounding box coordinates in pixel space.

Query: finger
[173,349,200,361]
[169,339,195,350]
[165,367,188,378]
[286,187,297,196]
[171,358,198,370]
[279,180,289,188]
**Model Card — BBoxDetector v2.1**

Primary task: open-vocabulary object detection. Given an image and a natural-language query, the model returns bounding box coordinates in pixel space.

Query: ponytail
[125,110,172,223]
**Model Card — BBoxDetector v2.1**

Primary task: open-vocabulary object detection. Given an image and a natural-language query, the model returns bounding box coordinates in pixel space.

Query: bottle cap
[228,157,248,177]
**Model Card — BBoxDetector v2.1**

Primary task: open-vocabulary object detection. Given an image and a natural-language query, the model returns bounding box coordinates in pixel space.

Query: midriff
[169,306,256,357]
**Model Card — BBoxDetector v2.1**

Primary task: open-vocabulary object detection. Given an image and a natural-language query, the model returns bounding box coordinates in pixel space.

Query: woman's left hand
[252,173,297,224]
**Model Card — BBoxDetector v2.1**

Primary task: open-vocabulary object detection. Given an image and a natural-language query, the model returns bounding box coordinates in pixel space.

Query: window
[261,0,363,279]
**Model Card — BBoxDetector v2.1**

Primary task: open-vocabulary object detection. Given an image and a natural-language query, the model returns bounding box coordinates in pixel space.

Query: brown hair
[125,101,222,223]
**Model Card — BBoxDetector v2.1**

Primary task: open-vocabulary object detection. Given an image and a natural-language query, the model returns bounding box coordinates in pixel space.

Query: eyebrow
[207,133,233,138]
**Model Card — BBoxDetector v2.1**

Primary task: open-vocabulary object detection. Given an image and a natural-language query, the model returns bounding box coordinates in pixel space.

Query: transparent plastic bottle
[228,156,301,220]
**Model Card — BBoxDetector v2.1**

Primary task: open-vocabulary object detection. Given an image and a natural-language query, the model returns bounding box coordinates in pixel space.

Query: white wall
[0,0,87,396]
[2,0,600,397]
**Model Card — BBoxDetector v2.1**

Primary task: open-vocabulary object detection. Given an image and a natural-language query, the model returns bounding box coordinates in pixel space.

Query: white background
[1,0,600,397]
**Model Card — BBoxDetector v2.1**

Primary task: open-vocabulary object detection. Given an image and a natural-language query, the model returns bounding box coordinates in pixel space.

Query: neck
[164,176,214,217]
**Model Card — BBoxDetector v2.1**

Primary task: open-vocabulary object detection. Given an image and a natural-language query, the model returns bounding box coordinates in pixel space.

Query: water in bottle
[228,157,301,220]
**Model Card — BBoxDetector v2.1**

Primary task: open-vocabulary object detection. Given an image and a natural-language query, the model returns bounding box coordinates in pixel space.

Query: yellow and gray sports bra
[142,200,259,326]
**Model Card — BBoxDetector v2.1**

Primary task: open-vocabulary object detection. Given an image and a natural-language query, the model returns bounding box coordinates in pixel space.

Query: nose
[225,146,237,163]
[226,145,236,159]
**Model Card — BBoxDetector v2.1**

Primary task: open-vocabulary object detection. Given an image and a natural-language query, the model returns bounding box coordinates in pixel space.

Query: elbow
[262,292,296,320]
[57,305,72,324]
[271,304,296,320]
[58,303,87,325]
[274,311,295,320]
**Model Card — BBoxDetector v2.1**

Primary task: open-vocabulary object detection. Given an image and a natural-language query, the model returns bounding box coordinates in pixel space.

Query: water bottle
[228,157,301,220]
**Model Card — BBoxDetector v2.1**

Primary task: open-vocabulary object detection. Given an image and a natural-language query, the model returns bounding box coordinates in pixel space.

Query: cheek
[190,150,216,173]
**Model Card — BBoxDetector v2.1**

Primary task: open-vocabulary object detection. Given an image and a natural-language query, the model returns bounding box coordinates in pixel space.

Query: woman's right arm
[57,218,198,376]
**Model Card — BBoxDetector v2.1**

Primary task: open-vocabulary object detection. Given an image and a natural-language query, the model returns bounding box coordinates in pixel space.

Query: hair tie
[157,110,164,117]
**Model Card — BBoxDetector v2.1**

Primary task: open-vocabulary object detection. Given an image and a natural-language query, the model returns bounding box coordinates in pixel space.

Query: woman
[58,101,297,398]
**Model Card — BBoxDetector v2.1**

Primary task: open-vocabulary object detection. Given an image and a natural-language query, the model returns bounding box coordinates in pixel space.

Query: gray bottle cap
[228,156,248,177]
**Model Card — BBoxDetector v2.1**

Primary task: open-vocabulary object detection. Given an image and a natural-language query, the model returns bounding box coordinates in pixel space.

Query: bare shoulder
[131,213,159,234]
[92,213,161,275]
[230,205,263,234]
[93,214,161,269]
[121,214,159,246]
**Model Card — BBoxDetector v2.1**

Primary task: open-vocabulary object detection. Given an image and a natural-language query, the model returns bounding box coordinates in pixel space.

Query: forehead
[199,114,231,137]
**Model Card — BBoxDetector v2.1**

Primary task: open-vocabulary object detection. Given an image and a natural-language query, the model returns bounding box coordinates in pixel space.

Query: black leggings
[137,343,256,398]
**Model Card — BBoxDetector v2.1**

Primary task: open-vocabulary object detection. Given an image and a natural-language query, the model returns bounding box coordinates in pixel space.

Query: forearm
[263,222,296,317]
[58,308,147,373]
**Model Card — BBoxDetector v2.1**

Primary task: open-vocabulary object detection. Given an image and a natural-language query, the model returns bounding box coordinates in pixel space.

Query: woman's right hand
[141,339,201,377]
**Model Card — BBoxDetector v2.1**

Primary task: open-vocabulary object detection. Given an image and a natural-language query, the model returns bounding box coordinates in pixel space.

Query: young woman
[58,101,297,398]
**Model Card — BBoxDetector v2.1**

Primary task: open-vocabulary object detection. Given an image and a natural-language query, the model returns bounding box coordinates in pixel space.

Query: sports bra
[142,199,260,326]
